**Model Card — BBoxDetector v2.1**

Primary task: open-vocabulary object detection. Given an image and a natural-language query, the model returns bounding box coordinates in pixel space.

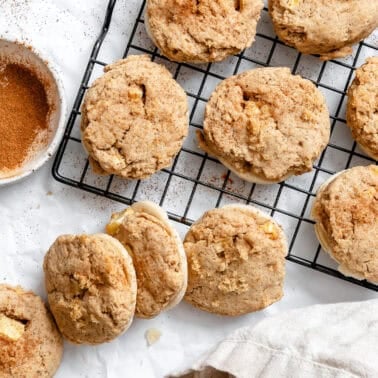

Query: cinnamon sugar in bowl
[0,38,66,185]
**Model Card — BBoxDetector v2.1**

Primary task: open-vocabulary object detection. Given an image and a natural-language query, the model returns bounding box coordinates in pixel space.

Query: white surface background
[0,1,377,377]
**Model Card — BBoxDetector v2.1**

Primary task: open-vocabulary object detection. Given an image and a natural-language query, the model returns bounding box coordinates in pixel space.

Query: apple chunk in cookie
[0,285,63,378]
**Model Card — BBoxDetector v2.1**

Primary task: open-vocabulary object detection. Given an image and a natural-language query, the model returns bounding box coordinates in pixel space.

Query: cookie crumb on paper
[145,328,161,346]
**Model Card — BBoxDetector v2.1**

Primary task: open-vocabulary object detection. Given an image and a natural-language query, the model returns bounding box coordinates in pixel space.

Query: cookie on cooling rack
[81,55,188,179]
[198,67,330,184]
[184,204,287,316]
[145,0,264,63]
[43,234,137,344]
[347,57,378,160]
[312,165,378,284]
[0,285,63,378]
[106,201,187,319]
[269,0,378,60]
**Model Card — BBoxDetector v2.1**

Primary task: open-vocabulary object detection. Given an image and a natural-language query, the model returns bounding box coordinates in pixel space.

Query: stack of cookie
[39,200,287,347]
[0,194,288,376]
[0,199,289,377]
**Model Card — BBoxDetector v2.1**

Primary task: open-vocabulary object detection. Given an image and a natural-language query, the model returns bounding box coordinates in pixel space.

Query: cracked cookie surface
[347,58,378,160]
[199,67,330,183]
[269,0,378,60]
[184,205,287,316]
[0,285,63,378]
[146,0,264,63]
[43,234,137,344]
[107,201,187,319]
[312,166,378,283]
[81,55,188,179]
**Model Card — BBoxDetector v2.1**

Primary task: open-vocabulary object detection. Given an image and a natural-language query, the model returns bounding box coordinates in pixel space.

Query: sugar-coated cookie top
[312,166,378,283]
[107,203,186,319]
[347,58,378,160]
[269,0,378,60]
[184,205,287,316]
[43,234,137,344]
[146,0,263,63]
[81,55,188,179]
[200,67,330,183]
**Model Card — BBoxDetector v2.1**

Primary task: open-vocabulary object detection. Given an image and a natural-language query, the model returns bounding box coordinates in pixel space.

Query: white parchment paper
[0,1,377,377]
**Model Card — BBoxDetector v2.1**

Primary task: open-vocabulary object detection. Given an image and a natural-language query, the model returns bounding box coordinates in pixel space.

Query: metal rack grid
[52,0,378,291]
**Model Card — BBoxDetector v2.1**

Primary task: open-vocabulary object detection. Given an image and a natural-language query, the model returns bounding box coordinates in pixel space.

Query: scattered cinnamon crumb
[221,173,234,184]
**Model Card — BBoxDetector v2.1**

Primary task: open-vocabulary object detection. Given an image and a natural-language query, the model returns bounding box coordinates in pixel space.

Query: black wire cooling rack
[52,0,378,291]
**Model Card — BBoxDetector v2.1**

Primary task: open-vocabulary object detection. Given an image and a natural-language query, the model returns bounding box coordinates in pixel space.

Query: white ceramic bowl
[0,38,66,186]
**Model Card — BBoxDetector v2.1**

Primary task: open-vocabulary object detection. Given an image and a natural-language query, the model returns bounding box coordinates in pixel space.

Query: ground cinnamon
[0,62,49,171]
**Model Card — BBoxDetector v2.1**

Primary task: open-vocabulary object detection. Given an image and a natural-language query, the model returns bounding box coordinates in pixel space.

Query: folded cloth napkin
[172,300,378,378]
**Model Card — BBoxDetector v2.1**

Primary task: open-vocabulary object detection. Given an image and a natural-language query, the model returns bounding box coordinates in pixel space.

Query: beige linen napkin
[172,300,378,378]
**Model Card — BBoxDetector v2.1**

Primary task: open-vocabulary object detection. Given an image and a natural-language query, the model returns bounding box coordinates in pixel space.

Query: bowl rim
[0,36,67,186]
